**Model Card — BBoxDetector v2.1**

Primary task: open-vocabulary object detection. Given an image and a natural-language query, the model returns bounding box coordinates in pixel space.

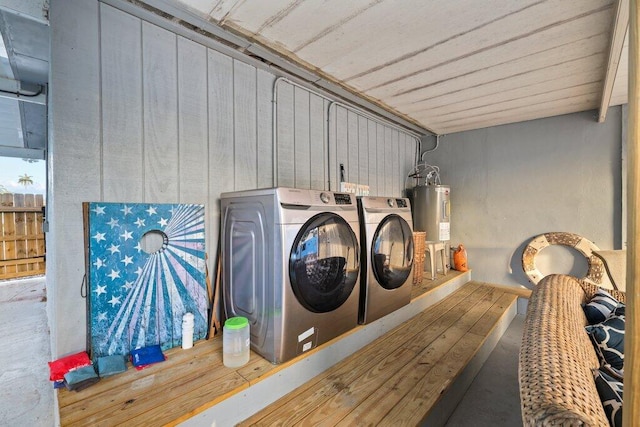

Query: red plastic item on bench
[48,351,92,381]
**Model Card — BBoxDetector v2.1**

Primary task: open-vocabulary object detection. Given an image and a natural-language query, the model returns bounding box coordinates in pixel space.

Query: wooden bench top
[238,282,519,426]
[57,333,279,426]
[57,272,523,426]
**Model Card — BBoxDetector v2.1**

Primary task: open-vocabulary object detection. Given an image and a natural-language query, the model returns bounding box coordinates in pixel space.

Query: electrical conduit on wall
[271,77,422,192]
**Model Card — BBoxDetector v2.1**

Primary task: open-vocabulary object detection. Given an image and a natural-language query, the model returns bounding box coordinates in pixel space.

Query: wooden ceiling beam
[624,2,639,425]
[598,0,629,122]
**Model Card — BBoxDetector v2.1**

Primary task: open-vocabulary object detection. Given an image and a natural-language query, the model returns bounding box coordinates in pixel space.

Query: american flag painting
[86,202,207,359]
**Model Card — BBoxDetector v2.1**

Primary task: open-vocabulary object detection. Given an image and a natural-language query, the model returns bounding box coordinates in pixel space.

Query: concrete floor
[0,277,54,426]
[0,277,524,426]
[445,314,525,426]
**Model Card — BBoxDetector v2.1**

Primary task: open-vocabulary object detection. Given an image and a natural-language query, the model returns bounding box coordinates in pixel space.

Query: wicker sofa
[519,274,626,426]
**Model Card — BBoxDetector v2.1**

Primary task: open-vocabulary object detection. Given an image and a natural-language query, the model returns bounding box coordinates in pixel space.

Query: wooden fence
[0,193,46,280]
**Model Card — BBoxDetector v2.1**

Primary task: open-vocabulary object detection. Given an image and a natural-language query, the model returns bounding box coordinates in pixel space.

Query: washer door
[372,214,414,290]
[289,213,359,313]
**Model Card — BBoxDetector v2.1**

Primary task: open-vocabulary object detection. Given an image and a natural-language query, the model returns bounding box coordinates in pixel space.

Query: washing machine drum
[372,214,414,290]
[289,213,360,313]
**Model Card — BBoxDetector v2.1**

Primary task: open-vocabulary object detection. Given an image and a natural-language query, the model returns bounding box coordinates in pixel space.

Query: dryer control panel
[396,199,408,208]
[359,196,411,212]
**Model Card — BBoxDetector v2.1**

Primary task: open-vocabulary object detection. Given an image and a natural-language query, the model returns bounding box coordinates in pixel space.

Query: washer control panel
[334,193,353,205]
[319,192,331,204]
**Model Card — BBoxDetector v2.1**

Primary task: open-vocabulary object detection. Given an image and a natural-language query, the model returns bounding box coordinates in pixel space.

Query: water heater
[412,184,450,241]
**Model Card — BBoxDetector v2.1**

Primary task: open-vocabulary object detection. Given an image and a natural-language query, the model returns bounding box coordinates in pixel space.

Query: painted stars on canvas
[86,202,207,359]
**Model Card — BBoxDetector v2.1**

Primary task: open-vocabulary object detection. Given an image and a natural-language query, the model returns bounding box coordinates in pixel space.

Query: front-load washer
[357,196,414,324]
[221,187,361,364]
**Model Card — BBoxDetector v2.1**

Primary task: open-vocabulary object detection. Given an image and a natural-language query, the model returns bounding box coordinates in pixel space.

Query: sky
[0,156,46,195]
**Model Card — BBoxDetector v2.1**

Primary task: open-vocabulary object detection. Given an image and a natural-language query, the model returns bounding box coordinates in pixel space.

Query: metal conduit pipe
[327,101,422,191]
[421,134,441,162]
[273,76,425,191]
[272,76,333,188]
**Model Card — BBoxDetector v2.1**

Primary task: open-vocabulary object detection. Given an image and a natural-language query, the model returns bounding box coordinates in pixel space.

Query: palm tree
[0,184,8,194]
[18,174,33,187]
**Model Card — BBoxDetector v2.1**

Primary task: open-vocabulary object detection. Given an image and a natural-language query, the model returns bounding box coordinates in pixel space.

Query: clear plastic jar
[223,316,250,368]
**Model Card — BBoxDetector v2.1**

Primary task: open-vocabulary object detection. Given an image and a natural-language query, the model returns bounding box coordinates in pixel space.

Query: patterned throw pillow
[586,314,625,370]
[593,369,623,427]
[612,303,625,317]
[583,289,620,324]
[600,363,624,382]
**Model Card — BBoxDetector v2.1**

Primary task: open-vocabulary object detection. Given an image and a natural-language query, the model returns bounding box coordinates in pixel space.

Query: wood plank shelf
[56,328,281,426]
[57,270,524,426]
[238,282,519,426]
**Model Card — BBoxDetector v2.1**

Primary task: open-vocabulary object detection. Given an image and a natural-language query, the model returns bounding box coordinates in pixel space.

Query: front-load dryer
[357,196,414,324]
[221,187,361,364]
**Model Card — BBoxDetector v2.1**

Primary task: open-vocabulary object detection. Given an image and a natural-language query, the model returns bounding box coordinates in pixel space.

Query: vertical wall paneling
[276,82,295,187]
[100,4,144,202]
[257,69,275,188]
[49,2,422,361]
[294,86,311,189]
[320,101,418,197]
[376,123,386,196]
[384,127,393,195]
[309,95,326,190]
[177,37,208,204]
[410,136,417,190]
[335,106,349,182]
[400,133,415,196]
[392,130,400,196]
[407,135,417,195]
[396,131,403,195]
[233,60,258,191]
[398,133,406,195]
[142,22,179,202]
[347,111,359,184]
[328,105,338,190]
[49,0,102,358]
[208,48,234,260]
[208,49,234,190]
[367,119,378,194]
[401,133,412,196]
[358,116,369,186]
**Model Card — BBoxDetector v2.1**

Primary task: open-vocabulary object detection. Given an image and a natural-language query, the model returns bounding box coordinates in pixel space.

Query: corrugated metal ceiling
[175,0,628,135]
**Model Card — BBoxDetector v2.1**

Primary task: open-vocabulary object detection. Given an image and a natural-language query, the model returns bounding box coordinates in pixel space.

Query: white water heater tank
[412,184,450,241]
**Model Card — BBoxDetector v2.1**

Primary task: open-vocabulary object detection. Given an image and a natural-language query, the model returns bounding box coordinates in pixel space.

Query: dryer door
[371,214,414,290]
[289,213,359,313]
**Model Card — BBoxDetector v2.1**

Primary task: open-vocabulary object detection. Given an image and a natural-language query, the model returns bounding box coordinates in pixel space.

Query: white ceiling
[175,0,628,135]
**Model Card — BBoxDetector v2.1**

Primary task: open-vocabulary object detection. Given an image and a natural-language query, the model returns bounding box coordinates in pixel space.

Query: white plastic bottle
[223,316,250,368]
[182,312,195,350]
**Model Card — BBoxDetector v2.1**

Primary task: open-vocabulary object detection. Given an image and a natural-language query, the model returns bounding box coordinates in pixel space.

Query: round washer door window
[371,214,414,290]
[290,213,360,313]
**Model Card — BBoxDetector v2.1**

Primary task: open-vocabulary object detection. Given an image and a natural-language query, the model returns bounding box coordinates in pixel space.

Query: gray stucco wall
[421,108,623,288]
